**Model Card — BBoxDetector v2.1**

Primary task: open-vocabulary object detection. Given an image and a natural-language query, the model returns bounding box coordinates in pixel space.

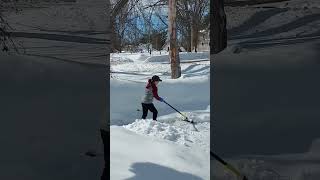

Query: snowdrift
[110,126,210,180]
[145,52,209,63]
[124,112,210,152]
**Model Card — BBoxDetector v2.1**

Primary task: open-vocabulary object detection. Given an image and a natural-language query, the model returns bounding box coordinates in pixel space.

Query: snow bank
[124,120,187,143]
[124,114,210,151]
[110,126,210,180]
[145,52,209,63]
[111,62,209,81]
[111,53,151,63]
[111,54,134,64]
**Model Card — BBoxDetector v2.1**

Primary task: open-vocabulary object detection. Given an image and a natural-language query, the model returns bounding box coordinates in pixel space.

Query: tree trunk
[169,0,181,79]
[191,24,195,52]
[186,29,192,52]
[110,19,118,52]
[191,24,199,53]
[110,0,130,52]
[211,0,227,54]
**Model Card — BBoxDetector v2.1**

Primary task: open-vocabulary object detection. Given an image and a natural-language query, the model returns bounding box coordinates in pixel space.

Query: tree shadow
[126,162,204,180]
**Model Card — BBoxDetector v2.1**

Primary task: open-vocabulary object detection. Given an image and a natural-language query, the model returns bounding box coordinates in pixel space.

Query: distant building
[162,28,210,52]
[197,29,210,52]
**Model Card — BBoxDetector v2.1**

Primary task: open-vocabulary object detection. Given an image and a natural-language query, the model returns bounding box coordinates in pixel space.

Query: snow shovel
[211,151,248,180]
[162,100,194,124]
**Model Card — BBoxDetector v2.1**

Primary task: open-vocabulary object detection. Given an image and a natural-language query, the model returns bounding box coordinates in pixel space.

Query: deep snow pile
[123,107,210,151]
[145,52,209,63]
[110,52,210,82]
[110,126,210,180]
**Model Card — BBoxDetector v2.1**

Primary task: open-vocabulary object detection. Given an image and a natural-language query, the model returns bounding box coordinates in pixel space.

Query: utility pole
[168,0,181,79]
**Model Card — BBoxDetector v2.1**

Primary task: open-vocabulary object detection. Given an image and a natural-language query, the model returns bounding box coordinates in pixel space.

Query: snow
[145,52,209,63]
[110,126,210,180]
[124,109,210,151]
[110,63,210,125]
[110,52,210,83]
[110,51,210,179]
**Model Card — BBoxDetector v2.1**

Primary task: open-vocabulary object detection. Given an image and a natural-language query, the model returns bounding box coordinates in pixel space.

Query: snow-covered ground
[110,51,210,179]
[111,126,209,180]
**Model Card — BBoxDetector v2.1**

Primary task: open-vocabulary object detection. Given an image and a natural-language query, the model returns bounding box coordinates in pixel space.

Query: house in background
[162,28,210,52]
[197,29,210,52]
[161,39,186,52]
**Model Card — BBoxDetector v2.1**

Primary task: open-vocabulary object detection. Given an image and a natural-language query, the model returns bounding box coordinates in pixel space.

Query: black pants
[141,103,158,120]
[100,129,109,180]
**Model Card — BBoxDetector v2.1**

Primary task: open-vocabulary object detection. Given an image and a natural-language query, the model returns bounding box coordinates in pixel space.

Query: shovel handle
[163,100,187,118]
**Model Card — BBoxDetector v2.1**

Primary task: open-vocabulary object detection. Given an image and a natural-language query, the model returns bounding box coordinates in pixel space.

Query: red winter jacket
[146,79,161,101]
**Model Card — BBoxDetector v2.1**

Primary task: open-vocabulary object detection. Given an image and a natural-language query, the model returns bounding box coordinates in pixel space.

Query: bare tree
[110,0,130,52]
[0,0,22,53]
[111,0,146,52]
[1,1,10,51]
[168,0,181,79]
[111,0,210,55]
[189,0,209,52]
[176,0,209,52]
[152,29,167,51]
[113,4,130,52]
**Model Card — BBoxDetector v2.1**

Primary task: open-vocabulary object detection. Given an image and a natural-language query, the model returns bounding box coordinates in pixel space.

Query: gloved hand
[159,97,164,102]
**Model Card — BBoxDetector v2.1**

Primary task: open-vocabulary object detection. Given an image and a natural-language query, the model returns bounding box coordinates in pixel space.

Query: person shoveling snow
[141,75,164,121]
[140,75,197,131]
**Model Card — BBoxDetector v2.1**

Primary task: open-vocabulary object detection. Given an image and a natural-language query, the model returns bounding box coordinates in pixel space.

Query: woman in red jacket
[141,75,164,121]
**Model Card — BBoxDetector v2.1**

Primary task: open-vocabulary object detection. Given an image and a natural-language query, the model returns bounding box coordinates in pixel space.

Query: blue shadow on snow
[126,162,204,180]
